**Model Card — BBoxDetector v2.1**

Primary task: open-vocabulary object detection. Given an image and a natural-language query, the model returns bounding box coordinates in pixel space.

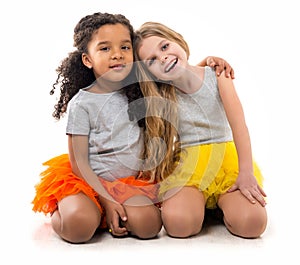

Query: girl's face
[138,35,188,81]
[82,23,134,82]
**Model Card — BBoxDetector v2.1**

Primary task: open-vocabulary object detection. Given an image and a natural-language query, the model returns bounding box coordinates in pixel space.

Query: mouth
[164,58,178,73]
[110,64,126,70]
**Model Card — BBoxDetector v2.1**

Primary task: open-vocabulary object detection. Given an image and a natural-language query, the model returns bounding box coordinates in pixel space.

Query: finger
[241,189,256,204]
[252,189,267,207]
[224,65,232,78]
[117,207,128,222]
[109,222,128,237]
[207,57,216,67]
[215,62,227,76]
[119,213,127,222]
[227,184,238,193]
[113,227,128,237]
[107,206,128,237]
[111,217,127,233]
[219,61,225,69]
[214,65,222,76]
[256,196,267,207]
[230,68,235,79]
[258,186,267,197]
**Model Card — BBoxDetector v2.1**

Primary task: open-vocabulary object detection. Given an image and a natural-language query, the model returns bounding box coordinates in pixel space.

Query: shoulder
[68,90,83,106]
[204,66,216,76]
[68,90,91,114]
[203,66,218,84]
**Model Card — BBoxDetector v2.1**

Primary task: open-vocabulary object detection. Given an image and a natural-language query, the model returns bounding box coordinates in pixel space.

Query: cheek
[151,66,163,79]
[127,53,134,63]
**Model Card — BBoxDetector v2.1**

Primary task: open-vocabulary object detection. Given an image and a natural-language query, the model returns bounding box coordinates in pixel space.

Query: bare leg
[122,195,162,239]
[51,192,101,243]
[218,190,267,238]
[161,186,205,238]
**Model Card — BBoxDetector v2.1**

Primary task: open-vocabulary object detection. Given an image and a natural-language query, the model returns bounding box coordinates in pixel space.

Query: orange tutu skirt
[32,154,158,216]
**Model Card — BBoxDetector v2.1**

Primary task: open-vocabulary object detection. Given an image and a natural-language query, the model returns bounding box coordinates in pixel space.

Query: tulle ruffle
[32,154,159,215]
[159,142,264,209]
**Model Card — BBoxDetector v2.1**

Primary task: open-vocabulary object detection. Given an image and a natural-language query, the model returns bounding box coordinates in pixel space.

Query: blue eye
[161,43,169,51]
[148,57,156,66]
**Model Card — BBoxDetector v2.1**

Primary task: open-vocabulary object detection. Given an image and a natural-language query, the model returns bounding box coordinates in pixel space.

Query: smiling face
[82,23,134,82]
[137,35,188,81]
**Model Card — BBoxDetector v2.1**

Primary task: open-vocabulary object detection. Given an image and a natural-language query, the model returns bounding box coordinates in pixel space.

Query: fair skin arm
[198,56,235,79]
[68,135,128,236]
[216,72,266,206]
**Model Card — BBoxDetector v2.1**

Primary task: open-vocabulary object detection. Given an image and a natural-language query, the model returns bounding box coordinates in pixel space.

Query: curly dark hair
[50,12,145,127]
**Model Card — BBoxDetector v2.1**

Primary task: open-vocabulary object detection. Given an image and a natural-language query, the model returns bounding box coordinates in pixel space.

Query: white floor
[2,166,298,265]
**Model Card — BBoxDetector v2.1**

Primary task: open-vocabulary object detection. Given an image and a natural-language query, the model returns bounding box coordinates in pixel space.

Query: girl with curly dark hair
[32,12,162,243]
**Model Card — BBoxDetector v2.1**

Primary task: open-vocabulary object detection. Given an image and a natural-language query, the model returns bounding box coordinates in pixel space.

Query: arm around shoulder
[198,56,235,79]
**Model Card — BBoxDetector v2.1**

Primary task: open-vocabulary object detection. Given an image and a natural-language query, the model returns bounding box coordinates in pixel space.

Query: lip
[164,58,178,73]
[109,64,125,70]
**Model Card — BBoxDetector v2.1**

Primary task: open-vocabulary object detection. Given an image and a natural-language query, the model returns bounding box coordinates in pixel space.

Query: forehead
[92,23,131,42]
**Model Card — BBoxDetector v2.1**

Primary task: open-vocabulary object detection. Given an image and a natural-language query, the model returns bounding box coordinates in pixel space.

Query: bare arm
[198,56,235,79]
[217,73,266,206]
[68,134,128,236]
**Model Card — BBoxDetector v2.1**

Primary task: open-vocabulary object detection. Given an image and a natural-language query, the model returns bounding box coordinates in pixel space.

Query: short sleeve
[66,100,90,135]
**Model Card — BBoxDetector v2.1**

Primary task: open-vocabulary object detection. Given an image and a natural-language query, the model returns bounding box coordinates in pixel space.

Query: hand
[227,172,267,207]
[102,199,128,237]
[198,56,235,79]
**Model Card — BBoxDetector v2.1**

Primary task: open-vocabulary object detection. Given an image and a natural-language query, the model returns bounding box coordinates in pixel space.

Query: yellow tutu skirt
[159,141,264,209]
[32,154,158,218]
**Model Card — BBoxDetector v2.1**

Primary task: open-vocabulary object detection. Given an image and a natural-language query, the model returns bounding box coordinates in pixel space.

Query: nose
[111,49,124,60]
[160,55,168,64]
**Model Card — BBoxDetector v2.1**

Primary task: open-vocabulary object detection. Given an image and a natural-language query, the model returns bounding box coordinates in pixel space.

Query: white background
[1,0,299,263]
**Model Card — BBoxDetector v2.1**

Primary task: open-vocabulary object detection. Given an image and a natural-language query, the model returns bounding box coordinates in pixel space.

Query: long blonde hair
[134,22,190,182]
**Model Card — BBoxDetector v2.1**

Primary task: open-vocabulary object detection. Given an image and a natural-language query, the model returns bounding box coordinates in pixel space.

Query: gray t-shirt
[66,87,143,181]
[177,66,233,147]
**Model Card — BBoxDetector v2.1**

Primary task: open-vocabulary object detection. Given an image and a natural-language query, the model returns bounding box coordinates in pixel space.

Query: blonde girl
[134,22,268,239]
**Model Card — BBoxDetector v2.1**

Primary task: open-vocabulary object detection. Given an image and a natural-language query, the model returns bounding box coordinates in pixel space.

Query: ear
[82,53,92,69]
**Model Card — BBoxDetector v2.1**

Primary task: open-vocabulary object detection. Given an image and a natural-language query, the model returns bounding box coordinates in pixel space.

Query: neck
[173,65,204,94]
[92,78,123,94]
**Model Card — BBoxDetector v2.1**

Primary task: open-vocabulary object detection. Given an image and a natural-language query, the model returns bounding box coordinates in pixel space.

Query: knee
[162,207,204,238]
[127,206,162,239]
[52,209,99,243]
[224,209,268,238]
[242,211,267,238]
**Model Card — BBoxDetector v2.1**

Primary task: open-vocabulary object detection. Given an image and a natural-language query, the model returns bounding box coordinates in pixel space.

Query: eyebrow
[96,39,132,47]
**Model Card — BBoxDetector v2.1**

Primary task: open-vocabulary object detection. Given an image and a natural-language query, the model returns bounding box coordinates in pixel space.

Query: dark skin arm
[198,56,235,79]
[68,134,128,237]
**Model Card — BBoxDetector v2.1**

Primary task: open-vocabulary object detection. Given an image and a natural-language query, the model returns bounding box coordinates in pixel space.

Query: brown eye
[100,47,109,51]
[121,45,131,50]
